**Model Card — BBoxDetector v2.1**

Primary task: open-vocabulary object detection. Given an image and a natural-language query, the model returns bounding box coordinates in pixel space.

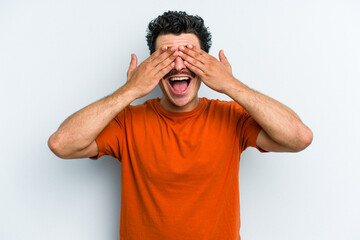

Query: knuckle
[144,63,152,71]
[157,69,168,78]
[159,68,167,76]
[164,57,174,65]
[158,60,172,69]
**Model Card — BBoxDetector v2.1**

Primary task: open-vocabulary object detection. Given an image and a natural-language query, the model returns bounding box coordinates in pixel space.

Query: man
[48,11,312,240]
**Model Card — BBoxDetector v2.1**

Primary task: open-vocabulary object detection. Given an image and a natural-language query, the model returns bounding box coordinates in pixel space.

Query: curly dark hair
[146,11,212,54]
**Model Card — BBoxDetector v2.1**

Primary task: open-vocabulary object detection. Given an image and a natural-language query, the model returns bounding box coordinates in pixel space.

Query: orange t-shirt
[91,97,264,240]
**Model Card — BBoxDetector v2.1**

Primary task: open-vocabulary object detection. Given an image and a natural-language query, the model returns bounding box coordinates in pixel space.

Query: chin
[169,95,196,108]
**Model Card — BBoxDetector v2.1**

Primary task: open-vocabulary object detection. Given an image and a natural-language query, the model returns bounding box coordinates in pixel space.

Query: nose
[174,56,186,71]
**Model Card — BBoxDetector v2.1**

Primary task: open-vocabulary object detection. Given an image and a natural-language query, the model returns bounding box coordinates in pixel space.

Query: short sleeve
[90,112,125,161]
[235,105,267,153]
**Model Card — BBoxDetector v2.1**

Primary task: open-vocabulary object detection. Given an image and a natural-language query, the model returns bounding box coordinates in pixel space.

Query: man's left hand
[179,45,237,94]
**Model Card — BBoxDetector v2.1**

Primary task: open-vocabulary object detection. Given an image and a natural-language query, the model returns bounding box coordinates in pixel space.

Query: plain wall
[1,0,359,239]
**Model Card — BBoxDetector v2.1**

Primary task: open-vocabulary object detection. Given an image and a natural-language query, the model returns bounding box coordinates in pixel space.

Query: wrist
[224,78,253,102]
[111,84,138,106]
[223,77,244,94]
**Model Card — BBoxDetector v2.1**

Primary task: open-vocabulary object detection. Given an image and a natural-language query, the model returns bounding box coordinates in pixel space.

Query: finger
[179,45,207,64]
[155,62,176,79]
[179,50,205,70]
[153,47,177,68]
[219,50,228,64]
[154,51,177,74]
[186,44,206,55]
[219,50,232,72]
[183,60,204,78]
[146,46,168,63]
[127,54,138,78]
[130,54,138,68]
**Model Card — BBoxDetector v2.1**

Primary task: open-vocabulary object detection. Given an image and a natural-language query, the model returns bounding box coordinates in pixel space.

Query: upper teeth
[169,77,190,81]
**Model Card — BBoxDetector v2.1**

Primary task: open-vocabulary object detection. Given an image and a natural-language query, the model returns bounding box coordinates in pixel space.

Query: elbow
[294,125,313,152]
[48,133,70,159]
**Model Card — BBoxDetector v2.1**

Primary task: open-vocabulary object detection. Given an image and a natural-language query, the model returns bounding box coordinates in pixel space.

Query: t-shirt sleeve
[90,112,125,161]
[235,104,267,153]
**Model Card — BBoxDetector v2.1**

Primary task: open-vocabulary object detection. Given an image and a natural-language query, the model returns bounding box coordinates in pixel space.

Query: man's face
[155,33,202,112]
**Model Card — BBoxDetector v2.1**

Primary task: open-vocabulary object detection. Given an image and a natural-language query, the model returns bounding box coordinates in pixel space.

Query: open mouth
[168,76,191,94]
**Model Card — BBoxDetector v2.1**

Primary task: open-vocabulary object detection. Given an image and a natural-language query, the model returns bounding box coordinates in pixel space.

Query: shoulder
[114,98,158,123]
[203,98,246,115]
[122,98,157,113]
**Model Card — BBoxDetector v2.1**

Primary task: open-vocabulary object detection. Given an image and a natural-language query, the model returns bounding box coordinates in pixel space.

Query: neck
[159,96,200,112]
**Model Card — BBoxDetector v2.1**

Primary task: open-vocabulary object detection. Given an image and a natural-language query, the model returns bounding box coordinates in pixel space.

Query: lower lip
[167,79,192,95]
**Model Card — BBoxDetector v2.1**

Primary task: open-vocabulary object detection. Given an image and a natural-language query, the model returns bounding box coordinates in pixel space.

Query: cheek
[194,78,201,88]
[158,79,167,91]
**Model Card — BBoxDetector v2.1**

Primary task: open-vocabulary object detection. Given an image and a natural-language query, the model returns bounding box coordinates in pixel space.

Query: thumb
[127,54,138,78]
[219,50,232,73]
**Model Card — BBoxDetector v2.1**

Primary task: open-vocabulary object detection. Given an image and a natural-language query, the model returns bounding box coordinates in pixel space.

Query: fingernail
[179,51,183,55]
[187,44,193,49]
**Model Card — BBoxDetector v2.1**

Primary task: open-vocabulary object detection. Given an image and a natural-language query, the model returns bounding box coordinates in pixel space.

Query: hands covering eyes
[125,44,236,99]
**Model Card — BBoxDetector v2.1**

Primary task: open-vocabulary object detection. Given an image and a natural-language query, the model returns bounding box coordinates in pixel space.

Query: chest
[123,115,240,183]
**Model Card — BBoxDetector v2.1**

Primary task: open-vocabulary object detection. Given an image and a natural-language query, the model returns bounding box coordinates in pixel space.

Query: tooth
[169,77,190,81]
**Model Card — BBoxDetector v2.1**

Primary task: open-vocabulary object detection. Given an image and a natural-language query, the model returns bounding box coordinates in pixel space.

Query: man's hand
[178,45,236,94]
[125,46,177,99]
[179,44,312,152]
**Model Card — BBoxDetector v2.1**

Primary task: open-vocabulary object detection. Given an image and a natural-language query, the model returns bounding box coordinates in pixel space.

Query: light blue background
[1,0,359,239]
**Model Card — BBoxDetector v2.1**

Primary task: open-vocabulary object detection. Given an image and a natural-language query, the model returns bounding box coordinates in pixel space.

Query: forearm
[226,78,312,151]
[48,47,177,158]
[177,45,312,151]
[48,85,137,157]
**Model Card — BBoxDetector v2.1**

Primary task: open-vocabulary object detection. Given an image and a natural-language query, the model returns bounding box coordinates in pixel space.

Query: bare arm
[48,87,136,159]
[179,45,313,152]
[225,82,313,152]
[48,46,177,159]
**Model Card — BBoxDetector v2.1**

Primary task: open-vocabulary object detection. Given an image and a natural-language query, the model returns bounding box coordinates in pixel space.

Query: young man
[48,11,312,240]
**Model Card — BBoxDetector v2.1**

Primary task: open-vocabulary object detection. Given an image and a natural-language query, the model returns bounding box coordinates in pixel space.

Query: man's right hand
[125,46,178,99]
[48,46,178,159]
